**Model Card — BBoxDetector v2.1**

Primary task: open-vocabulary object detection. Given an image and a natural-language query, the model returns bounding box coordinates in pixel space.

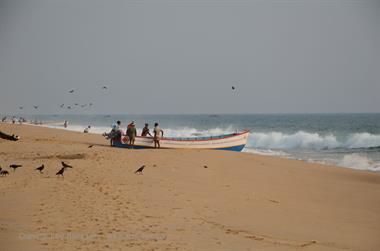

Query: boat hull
[112,131,249,152]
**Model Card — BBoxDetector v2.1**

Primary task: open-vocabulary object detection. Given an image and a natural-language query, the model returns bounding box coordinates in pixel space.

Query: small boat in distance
[112,130,250,152]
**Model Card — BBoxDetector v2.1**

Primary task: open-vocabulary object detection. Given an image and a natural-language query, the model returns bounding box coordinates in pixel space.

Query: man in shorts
[153,122,164,148]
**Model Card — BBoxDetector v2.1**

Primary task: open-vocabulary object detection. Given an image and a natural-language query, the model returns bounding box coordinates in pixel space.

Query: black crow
[56,167,65,176]
[9,164,22,171]
[134,165,145,174]
[0,170,9,176]
[36,164,44,173]
[61,161,73,168]
[232,86,235,90]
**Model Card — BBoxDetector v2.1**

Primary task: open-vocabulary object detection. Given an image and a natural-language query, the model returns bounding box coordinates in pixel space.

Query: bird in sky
[33,105,38,109]
[232,86,235,90]
[69,90,74,93]
[102,86,108,90]
[19,106,23,110]
[60,104,65,108]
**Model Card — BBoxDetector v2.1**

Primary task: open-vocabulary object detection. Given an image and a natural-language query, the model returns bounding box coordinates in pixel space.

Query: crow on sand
[134,165,145,174]
[61,161,73,168]
[9,164,22,171]
[0,170,9,176]
[36,164,44,173]
[56,167,65,177]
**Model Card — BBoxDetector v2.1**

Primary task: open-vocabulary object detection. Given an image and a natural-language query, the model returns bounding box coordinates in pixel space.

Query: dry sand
[0,123,379,251]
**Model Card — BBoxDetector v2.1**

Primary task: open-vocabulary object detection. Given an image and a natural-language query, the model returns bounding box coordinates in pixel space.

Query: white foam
[247,131,380,150]
[248,131,340,150]
[338,154,380,172]
[344,133,380,149]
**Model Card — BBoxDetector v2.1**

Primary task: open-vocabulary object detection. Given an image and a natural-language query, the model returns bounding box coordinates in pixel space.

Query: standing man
[127,121,137,146]
[153,122,164,148]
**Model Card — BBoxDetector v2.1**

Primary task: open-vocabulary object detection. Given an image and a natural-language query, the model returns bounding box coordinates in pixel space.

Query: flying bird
[35,164,44,173]
[67,106,72,109]
[9,164,22,171]
[61,161,73,168]
[102,86,108,90]
[69,90,74,93]
[56,167,65,176]
[134,165,145,174]
[33,105,38,109]
[19,106,24,110]
[232,86,235,90]
[60,104,65,108]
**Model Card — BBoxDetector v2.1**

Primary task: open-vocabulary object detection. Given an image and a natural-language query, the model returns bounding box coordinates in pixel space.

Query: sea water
[6,113,380,172]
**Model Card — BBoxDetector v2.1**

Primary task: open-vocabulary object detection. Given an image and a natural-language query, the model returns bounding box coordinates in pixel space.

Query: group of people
[107,121,164,148]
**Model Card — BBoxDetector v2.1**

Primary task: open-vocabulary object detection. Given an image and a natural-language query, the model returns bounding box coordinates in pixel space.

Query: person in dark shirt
[126,121,137,146]
[141,123,152,137]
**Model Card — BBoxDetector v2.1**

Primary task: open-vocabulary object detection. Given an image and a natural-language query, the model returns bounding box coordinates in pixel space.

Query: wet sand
[1,123,379,251]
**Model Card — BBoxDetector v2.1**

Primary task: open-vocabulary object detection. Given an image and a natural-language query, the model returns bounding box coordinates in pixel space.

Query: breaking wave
[338,154,380,172]
[248,131,380,150]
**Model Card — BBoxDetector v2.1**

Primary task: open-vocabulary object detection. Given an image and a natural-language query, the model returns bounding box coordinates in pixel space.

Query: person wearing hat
[141,123,152,137]
[126,121,137,146]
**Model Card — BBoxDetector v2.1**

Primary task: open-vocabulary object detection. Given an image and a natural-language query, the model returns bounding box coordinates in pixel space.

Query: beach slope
[0,123,379,251]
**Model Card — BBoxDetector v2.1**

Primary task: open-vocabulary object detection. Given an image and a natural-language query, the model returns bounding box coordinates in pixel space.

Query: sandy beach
[0,123,379,251]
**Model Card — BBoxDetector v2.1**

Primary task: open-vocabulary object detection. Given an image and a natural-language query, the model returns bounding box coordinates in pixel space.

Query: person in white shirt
[153,122,164,148]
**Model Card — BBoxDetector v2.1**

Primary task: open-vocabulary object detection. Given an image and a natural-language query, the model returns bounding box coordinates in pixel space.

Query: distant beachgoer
[64,120,68,128]
[153,122,164,148]
[1,116,6,122]
[141,123,152,137]
[126,121,137,146]
[84,125,91,133]
[12,117,16,124]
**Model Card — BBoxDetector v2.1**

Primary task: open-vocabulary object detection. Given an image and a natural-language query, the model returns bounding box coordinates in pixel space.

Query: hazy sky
[0,0,379,114]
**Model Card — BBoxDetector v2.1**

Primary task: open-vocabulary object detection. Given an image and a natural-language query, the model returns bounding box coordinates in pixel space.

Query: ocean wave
[338,154,380,172]
[247,131,380,150]
[43,123,380,150]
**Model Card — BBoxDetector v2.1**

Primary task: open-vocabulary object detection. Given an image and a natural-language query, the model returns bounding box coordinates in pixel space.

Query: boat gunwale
[130,130,250,143]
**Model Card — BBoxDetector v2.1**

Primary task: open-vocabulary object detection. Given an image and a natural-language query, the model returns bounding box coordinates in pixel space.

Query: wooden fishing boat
[112,130,249,152]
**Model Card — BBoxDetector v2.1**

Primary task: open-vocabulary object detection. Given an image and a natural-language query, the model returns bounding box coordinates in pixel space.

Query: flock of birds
[17,86,108,111]
[0,161,73,177]
[16,85,237,112]
[0,160,146,178]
